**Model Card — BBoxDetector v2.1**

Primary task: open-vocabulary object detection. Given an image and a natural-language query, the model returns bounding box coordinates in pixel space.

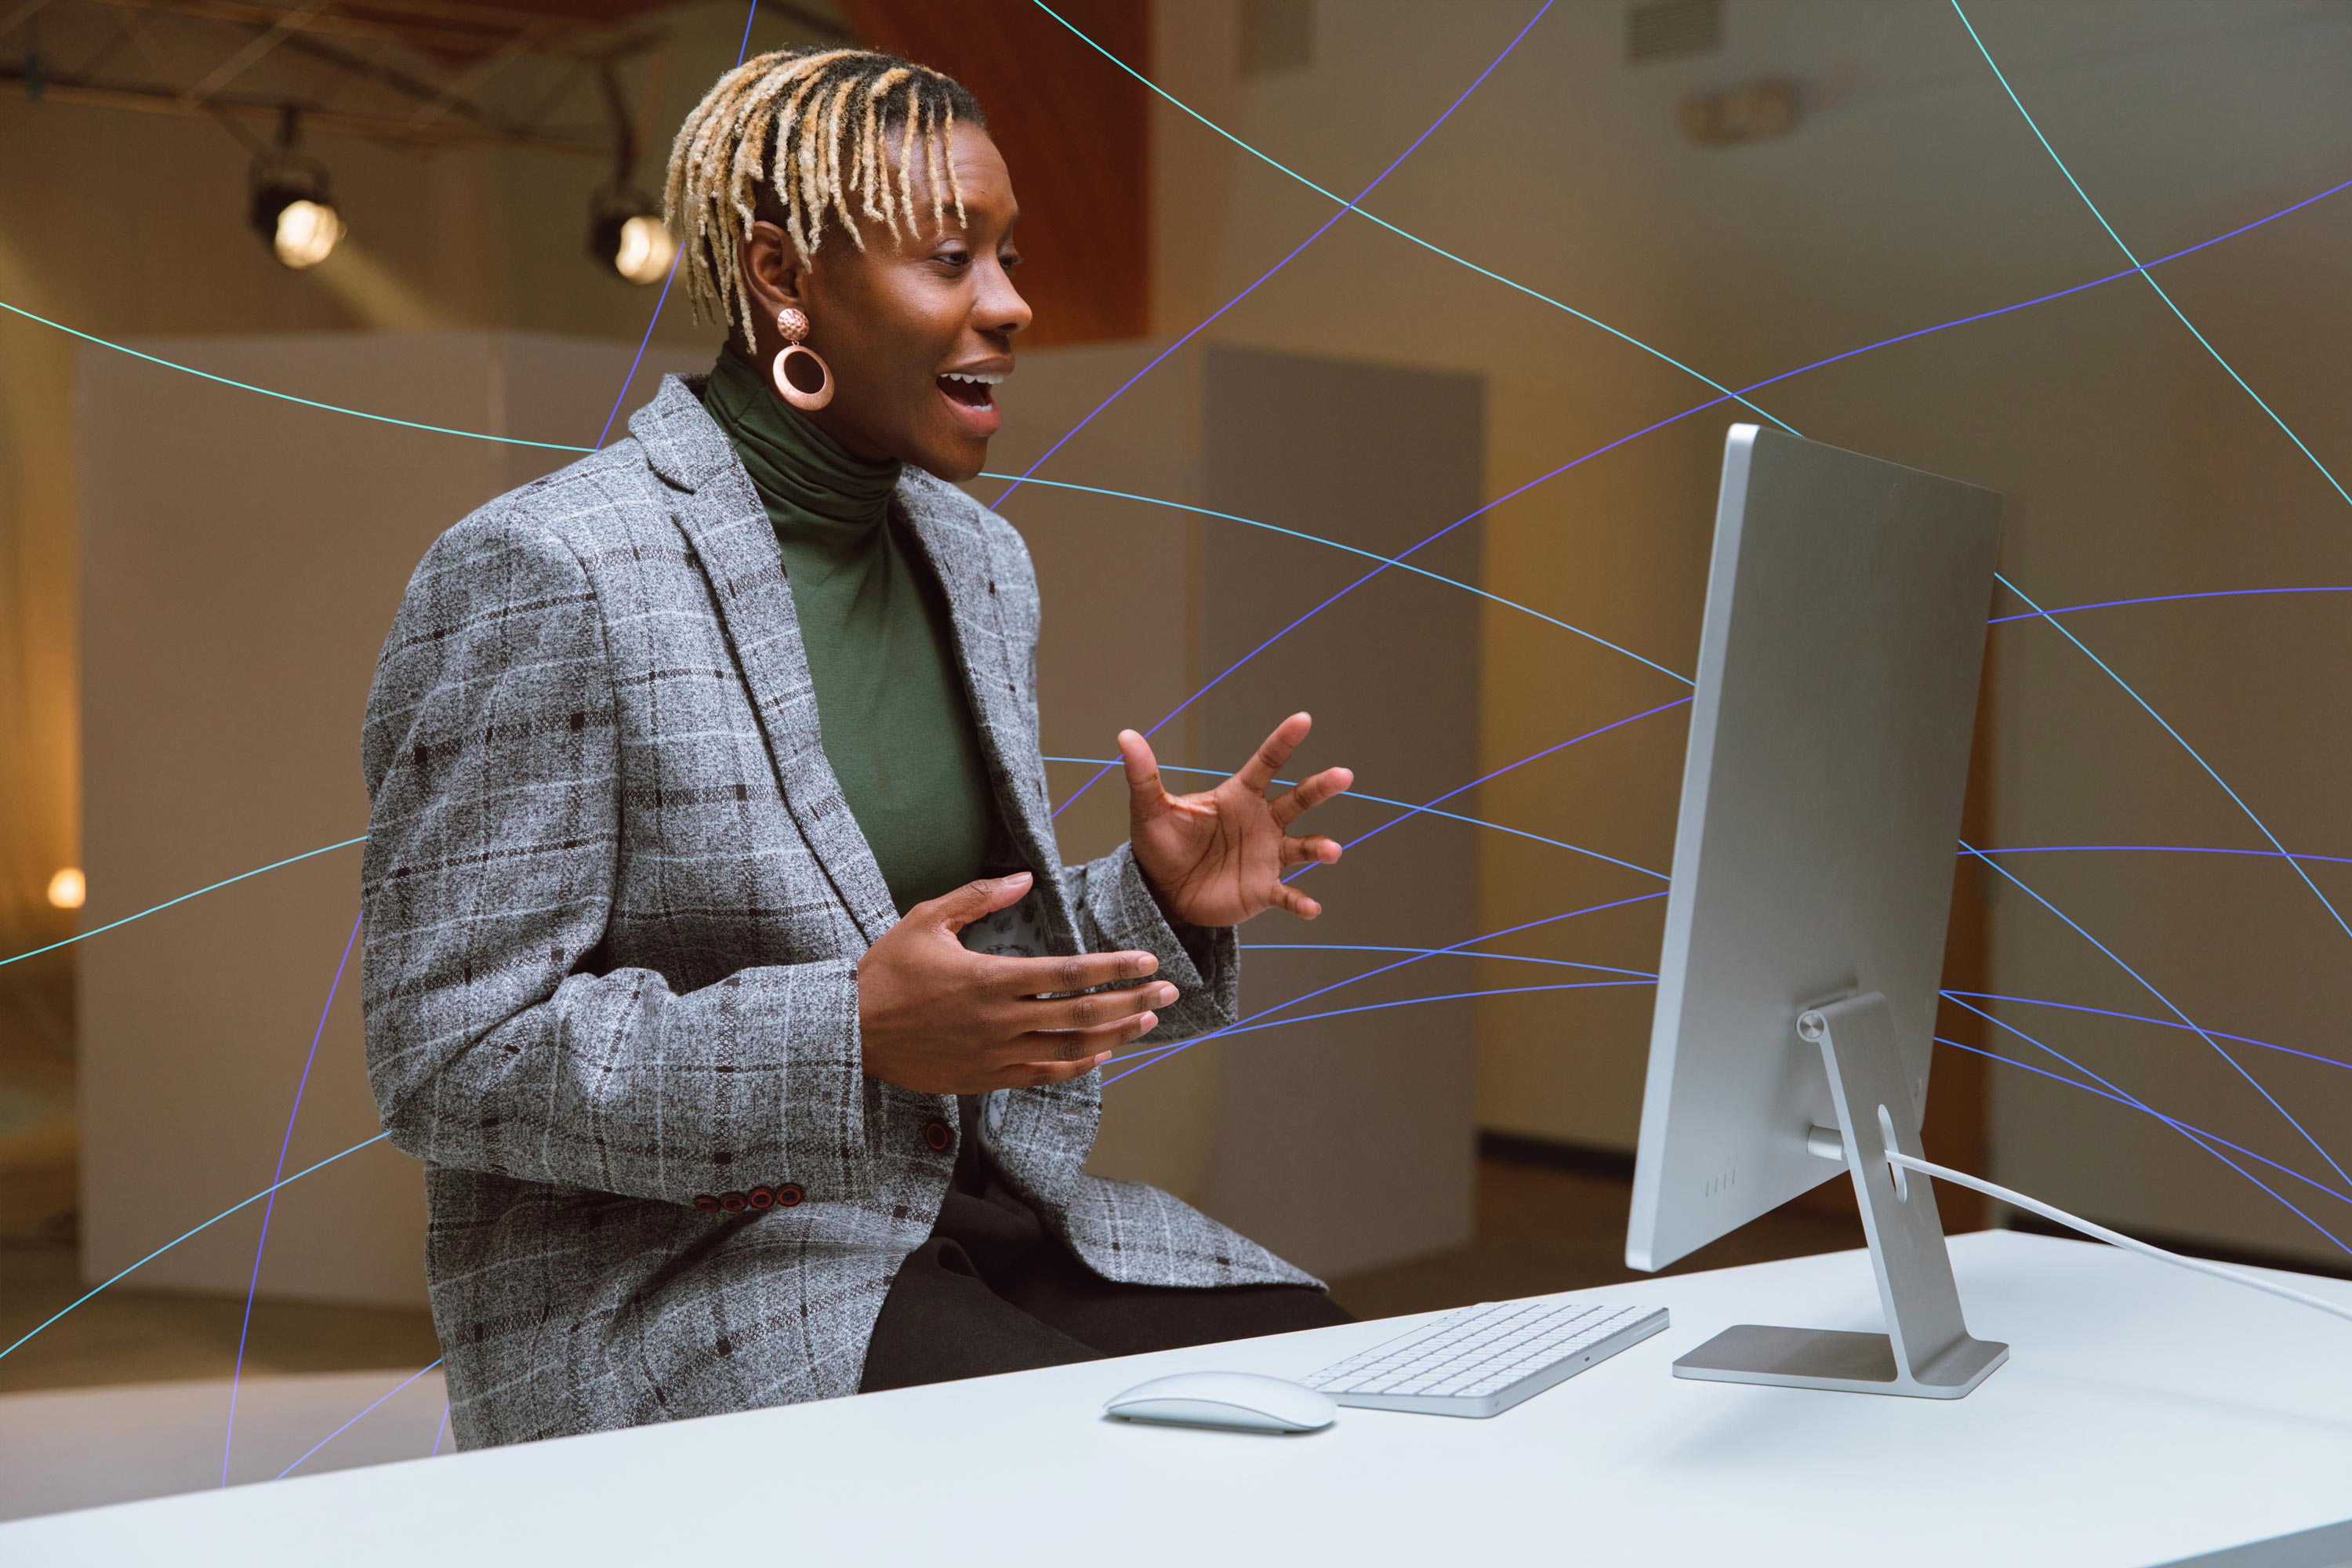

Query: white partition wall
[76,332,705,1307]
[984,341,1486,1279]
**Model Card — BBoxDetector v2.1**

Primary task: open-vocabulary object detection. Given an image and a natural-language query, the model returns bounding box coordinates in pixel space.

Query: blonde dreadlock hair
[664,47,989,350]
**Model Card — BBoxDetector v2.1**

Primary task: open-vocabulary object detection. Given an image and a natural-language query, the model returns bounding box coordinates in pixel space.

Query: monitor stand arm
[1670,989,2010,1399]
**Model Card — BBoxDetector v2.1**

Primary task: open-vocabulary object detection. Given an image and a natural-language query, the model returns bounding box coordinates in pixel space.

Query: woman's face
[741,122,1030,481]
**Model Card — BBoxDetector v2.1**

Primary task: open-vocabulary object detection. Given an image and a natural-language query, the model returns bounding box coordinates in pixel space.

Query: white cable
[1885,1149,2352,1328]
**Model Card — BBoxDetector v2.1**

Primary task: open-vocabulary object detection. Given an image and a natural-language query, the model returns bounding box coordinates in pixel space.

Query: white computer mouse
[1102,1370,1338,1433]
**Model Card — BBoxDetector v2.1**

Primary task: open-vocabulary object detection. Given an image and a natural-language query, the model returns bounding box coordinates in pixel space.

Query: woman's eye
[936,250,971,267]
[1000,252,1024,270]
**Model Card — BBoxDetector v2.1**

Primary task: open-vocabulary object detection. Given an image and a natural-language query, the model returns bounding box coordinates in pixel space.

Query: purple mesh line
[1052,170,2352,820]
[221,909,363,1488]
[273,1358,445,1482]
[1283,696,1690,884]
[593,1,762,448]
[990,0,1555,514]
[1103,888,1669,1085]
[430,1403,450,1457]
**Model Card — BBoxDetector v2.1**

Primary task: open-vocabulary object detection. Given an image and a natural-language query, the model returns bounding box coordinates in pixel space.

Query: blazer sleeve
[358,508,866,1207]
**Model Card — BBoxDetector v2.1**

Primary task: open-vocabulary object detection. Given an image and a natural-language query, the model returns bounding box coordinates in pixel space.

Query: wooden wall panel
[838,0,1149,347]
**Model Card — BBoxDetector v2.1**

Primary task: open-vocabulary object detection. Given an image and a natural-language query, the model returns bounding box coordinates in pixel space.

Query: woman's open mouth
[937,369,1004,435]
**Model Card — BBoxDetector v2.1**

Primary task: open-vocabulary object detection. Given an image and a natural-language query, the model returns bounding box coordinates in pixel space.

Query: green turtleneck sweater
[700,350,994,917]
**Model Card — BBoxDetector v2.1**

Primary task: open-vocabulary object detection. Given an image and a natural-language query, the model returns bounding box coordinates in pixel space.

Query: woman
[359,46,1356,1450]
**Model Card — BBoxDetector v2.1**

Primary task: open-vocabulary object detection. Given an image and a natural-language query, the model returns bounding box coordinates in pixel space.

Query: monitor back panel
[1625,425,2002,1272]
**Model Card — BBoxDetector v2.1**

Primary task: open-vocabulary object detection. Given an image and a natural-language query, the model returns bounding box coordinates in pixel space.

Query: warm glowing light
[614,214,677,285]
[274,199,344,269]
[47,867,85,910]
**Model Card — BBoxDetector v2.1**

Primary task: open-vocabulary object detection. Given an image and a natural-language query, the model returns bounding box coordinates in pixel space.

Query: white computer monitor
[1623,423,2006,1398]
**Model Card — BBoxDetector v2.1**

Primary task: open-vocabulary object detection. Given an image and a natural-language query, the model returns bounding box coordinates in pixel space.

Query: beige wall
[1143,0,2352,1262]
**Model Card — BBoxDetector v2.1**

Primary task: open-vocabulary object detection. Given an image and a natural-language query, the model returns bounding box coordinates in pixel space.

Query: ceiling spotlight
[590,183,676,285]
[591,65,674,285]
[250,107,343,269]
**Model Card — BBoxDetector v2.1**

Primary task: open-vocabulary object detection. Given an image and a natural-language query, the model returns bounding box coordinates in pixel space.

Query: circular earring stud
[771,306,834,410]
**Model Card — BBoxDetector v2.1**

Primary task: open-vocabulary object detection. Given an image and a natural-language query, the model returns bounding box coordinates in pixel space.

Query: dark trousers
[858,1098,1352,1393]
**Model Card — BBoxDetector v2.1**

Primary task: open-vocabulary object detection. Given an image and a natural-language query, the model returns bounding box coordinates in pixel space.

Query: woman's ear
[741,220,813,316]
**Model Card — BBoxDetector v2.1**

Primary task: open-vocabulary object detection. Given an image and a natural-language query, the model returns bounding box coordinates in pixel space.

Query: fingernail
[1155,984,1178,1005]
[1137,1011,1157,1032]
[1004,871,1031,886]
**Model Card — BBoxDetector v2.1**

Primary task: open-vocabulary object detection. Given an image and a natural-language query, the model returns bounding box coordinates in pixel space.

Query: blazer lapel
[629,376,901,948]
[894,480,1082,957]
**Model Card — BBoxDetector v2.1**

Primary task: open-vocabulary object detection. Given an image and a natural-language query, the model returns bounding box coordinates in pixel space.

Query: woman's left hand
[1120,712,1353,927]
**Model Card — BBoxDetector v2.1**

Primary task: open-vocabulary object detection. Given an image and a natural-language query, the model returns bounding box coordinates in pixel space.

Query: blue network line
[1027,0,1798,439]
[1283,697,1690,885]
[1969,844,2352,872]
[222,910,363,1489]
[1958,838,2352,1192]
[274,1359,445,1482]
[1942,996,2350,1256]
[989,0,1554,512]
[1937,1036,2352,1216]
[0,1134,392,1361]
[979,474,1693,684]
[1988,586,2352,626]
[0,835,367,967]
[430,1404,451,1458]
[1946,989,2352,1076]
[1041,754,1659,875]
[1204,978,1657,1044]
[1996,572,2352,945]
[1244,942,1659,982]
[1105,889,1671,1085]
[1951,0,2352,510]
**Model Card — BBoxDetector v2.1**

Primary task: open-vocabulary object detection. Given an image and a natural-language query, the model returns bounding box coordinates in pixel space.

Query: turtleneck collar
[700,347,902,541]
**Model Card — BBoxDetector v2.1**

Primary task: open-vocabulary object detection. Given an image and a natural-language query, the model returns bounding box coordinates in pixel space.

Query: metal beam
[0,61,609,152]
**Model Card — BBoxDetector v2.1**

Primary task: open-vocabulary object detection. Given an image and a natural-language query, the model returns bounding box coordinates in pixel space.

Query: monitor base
[1670,989,2010,1400]
[1673,1323,2006,1398]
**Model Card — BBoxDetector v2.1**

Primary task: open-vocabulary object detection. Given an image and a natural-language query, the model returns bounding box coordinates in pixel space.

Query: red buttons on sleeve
[776,1184,804,1207]
[719,1191,748,1212]
[693,1194,722,1214]
[746,1187,774,1210]
[922,1119,953,1152]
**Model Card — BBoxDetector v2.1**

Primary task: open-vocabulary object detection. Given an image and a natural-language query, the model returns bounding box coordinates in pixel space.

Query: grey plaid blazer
[359,371,1316,1452]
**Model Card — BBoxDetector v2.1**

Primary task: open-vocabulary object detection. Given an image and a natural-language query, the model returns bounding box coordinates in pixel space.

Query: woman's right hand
[854,871,1177,1094]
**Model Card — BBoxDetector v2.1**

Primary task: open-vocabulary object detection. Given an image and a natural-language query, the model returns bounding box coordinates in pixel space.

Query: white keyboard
[1301,1299,1669,1418]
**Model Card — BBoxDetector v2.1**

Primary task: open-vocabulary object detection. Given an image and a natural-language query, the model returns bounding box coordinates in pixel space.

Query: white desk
[5,1231,2350,1566]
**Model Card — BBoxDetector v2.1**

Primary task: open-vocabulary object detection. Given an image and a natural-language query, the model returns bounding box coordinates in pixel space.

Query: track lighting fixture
[249,107,343,270]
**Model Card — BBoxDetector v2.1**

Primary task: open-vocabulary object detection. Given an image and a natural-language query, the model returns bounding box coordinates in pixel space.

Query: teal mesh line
[1950,0,2350,509]
[0,301,599,454]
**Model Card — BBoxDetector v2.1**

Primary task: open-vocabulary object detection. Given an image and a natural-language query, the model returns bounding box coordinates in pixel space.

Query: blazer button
[922,1119,953,1153]
[693,1194,722,1213]
[719,1191,749,1212]
[776,1183,805,1207]
[746,1186,775,1210]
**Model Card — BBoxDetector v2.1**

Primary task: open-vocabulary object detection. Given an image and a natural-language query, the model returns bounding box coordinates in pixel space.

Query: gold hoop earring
[771,307,834,411]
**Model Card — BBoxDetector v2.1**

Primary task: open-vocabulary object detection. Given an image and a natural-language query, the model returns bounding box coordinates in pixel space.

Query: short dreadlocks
[662,46,989,349]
